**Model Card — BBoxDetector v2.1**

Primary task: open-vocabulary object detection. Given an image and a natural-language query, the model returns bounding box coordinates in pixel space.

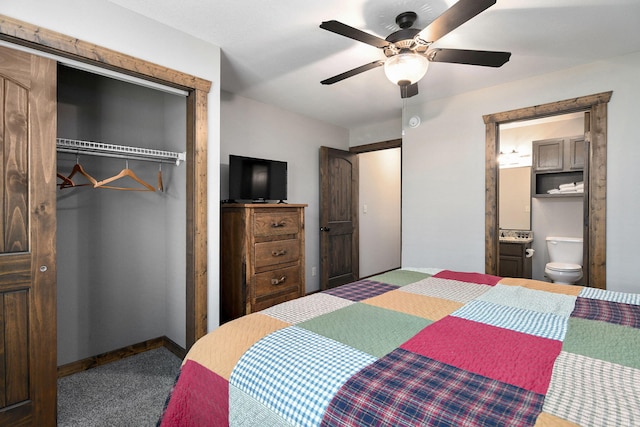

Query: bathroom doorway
[484,92,610,290]
[498,112,585,282]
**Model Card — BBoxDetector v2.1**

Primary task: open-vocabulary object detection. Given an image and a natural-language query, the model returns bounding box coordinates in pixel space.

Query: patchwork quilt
[159,269,640,426]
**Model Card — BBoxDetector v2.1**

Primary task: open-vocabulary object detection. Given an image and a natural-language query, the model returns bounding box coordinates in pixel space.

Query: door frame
[484,92,610,289]
[319,139,403,289]
[350,139,403,279]
[349,139,402,155]
[0,15,210,347]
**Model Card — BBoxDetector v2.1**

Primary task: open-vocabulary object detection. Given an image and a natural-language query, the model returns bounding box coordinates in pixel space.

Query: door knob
[320,227,331,232]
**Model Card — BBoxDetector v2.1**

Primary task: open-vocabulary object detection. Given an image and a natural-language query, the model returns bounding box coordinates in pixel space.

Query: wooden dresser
[220,203,307,323]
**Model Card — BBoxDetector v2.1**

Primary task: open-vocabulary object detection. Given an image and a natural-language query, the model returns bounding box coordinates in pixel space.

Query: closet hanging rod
[56,138,186,165]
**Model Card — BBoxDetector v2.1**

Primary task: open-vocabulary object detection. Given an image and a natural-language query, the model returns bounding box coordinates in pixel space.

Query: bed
[159,268,640,426]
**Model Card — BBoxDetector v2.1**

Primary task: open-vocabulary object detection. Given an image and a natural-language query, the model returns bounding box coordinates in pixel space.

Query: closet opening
[0,16,210,423]
[56,64,188,370]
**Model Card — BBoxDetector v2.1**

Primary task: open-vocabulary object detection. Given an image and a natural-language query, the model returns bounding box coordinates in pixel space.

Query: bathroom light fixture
[498,149,519,166]
[384,51,429,87]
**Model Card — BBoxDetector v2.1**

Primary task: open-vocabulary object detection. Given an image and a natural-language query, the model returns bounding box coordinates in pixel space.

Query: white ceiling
[106,0,640,130]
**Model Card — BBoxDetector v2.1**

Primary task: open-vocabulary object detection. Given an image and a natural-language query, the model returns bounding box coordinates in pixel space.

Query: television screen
[228,155,287,202]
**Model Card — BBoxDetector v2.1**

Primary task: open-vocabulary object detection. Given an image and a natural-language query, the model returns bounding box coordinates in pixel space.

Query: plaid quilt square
[401,316,562,394]
[321,348,544,427]
[452,300,569,341]
[571,297,640,329]
[400,277,492,303]
[579,286,640,305]
[261,292,354,324]
[477,284,577,317]
[322,279,397,301]
[230,326,376,427]
[229,385,293,427]
[544,351,640,426]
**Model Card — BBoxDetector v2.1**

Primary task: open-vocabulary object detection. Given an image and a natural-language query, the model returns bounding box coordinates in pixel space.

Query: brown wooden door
[319,147,359,290]
[0,45,57,426]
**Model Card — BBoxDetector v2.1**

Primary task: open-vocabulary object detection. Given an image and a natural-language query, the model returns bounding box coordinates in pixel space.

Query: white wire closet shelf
[56,138,186,166]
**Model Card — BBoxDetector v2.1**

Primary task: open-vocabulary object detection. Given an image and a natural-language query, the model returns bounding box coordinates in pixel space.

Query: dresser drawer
[255,239,300,268]
[254,211,300,237]
[255,265,300,299]
[253,289,301,312]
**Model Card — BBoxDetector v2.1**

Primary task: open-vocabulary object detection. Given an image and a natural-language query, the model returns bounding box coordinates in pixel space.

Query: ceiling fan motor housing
[395,11,418,29]
[384,28,423,57]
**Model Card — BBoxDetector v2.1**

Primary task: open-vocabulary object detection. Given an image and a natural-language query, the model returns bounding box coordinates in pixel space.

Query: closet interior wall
[56,65,187,366]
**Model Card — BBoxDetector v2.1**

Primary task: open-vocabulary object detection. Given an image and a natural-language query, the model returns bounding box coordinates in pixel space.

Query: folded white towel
[575,183,584,189]
[559,182,576,190]
[559,188,578,193]
[547,189,561,194]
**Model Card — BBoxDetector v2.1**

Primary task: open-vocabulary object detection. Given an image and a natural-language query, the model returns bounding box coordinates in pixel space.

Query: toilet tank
[546,236,583,265]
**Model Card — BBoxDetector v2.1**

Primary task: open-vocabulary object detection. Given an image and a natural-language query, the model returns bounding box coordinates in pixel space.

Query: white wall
[0,0,223,331]
[220,91,349,293]
[350,117,402,146]
[402,51,640,294]
[359,148,402,277]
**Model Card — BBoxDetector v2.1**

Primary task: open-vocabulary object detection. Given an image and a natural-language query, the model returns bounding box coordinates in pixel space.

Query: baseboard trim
[57,336,186,378]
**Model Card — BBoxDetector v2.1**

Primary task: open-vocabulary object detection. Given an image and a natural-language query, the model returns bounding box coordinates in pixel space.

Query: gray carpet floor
[58,347,182,427]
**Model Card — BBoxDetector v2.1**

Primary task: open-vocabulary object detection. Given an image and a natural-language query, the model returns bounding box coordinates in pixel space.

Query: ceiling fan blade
[320,20,390,49]
[427,48,511,67]
[321,60,385,85]
[400,83,419,99]
[416,0,496,43]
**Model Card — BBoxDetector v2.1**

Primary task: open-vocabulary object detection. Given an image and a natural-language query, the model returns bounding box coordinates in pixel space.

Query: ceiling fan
[320,0,511,98]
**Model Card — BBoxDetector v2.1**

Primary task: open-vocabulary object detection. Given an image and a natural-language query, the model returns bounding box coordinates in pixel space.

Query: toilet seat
[546,262,581,272]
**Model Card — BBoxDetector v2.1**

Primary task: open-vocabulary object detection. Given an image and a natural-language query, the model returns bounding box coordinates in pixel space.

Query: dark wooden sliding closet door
[0,45,57,426]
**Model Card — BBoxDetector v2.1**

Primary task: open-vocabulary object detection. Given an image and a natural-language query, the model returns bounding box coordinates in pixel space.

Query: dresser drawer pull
[271,276,287,285]
[271,221,286,228]
[271,249,287,257]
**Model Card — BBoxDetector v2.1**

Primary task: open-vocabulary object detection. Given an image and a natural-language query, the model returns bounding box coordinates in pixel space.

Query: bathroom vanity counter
[499,236,533,243]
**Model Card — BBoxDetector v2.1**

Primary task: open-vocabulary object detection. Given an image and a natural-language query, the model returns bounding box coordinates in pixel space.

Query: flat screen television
[228,155,288,202]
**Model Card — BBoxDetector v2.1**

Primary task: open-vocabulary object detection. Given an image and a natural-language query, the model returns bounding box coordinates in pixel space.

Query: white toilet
[545,237,583,284]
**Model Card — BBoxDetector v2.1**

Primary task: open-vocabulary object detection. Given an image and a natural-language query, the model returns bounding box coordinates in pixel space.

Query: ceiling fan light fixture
[384,52,429,86]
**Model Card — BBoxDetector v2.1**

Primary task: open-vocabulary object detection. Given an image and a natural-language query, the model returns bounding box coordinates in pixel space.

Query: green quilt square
[563,317,640,369]
[298,302,432,358]
[368,270,431,287]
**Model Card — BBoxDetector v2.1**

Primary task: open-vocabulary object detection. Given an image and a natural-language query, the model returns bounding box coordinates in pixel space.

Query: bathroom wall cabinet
[532,135,585,197]
[499,241,533,279]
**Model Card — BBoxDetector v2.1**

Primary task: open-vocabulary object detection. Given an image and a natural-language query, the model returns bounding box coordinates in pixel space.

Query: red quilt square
[401,316,561,394]
[160,360,229,427]
[433,270,502,286]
